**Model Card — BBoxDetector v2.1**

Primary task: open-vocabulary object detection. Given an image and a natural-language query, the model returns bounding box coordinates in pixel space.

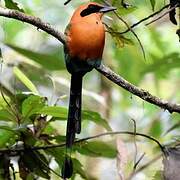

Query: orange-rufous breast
[66,5,105,60]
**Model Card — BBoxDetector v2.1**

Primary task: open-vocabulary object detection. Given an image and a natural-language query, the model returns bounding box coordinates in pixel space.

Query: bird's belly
[68,23,105,60]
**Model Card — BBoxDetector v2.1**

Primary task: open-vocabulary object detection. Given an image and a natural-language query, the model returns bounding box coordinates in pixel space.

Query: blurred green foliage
[0,0,179,179]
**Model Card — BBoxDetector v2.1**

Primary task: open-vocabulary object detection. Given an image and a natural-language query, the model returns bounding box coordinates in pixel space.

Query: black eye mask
[80,4,102,17]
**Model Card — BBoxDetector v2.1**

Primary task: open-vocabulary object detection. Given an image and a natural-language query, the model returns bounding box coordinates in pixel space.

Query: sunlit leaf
[0,129,17,147]
[0,109,16,121]
[22,95,46,118]
[4,0,24,12]
[6,44,65,71]
[13,67,39,94]
[38,106,67,119]
[0,95,10,109]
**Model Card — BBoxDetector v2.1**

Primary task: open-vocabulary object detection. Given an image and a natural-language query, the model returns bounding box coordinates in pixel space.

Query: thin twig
[133,153,145,170]
[130,118,138,170]
[120,4,170,34]
[113,11,146,59]
[127,154,161,180]
[146,4,179,26]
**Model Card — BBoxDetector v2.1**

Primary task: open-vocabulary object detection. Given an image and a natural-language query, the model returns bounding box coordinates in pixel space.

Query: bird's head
[70,2,116,21]
[80,2,116,17]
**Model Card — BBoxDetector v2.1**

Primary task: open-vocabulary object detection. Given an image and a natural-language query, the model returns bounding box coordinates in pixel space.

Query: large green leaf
[38,106,111,131]
[82,110,112,131]
[6,44,65,71]
[75,141,117,158]
[0,109,16,121]
[22,95,46,118]
[38,106,67,119]
[72,158,87,179]
[13,67,39,94]
[0,128,17,147]
[4,0,24,12]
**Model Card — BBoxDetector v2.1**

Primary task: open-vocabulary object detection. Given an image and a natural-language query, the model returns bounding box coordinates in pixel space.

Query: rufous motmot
[62,2,116,178]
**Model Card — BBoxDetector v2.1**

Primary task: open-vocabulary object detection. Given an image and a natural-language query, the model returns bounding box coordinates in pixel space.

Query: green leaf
[0,125,17,133]
[38,106,67,119]
[72,158,87,179]
[6,44,65,71]
[75,141,117,158]
[0,109,16,121]
[22,95,46,118]
[0,128,17,147]
[38,106,111,131]
[152,171,163,180]
[0,95,10,109]
[46,148,65,167]
[117,6,137,15]
[150,0,156,11]
[82,110,112,131]
[4,0,24,12]
[13,67,38,94]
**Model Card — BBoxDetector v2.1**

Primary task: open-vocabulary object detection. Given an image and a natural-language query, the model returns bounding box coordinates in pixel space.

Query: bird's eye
[88,4,96,9]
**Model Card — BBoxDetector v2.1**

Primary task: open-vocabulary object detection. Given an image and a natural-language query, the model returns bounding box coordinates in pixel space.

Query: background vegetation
[0,0,179,179]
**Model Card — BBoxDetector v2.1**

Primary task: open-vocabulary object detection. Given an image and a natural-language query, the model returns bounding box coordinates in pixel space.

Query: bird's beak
[99,5,116,13]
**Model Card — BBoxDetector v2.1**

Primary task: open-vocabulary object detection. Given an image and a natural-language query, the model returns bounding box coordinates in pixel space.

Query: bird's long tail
[62,74,83,179]
[66,73,83,147]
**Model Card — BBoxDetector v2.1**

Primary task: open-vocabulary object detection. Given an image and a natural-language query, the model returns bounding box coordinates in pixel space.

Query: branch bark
[96,64,180,113]
[0,130,164,154]
[0,7,179,114]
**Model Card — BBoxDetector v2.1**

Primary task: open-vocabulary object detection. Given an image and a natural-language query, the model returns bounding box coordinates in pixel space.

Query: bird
[62,2,116,178]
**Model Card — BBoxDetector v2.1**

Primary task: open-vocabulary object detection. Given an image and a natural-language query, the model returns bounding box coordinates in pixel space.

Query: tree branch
[96,64,180,114]
[0,7,66,44]
[0,7,179,114]
[0,130,164,154]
